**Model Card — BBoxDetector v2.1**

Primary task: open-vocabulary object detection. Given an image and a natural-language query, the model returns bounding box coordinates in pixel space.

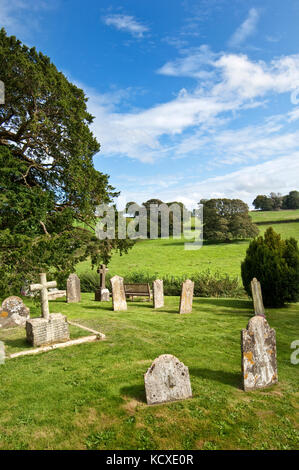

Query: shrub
[79,270,245,298]
[241,227,299,307]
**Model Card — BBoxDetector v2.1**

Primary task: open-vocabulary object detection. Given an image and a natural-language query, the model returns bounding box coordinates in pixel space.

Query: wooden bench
[124,283,151,301]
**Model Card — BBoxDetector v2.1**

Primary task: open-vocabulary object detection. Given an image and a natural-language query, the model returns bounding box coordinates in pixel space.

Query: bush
[241,227,299,307]
[79,270,245,298]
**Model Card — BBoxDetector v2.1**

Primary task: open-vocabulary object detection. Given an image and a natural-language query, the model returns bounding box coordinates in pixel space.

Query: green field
[76,217,299,280]
[0,294,298,450]
[250,209,299,223]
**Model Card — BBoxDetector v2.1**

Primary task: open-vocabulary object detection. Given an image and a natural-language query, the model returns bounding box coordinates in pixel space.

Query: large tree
[0,29,133,296]
[201,198,259,241]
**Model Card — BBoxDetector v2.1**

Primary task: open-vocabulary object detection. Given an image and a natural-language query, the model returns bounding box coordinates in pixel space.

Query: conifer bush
[241,227,299,307]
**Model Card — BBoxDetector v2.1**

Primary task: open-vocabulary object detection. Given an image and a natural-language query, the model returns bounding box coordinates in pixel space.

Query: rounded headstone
[144,354,192,405]
[0,296,30,328]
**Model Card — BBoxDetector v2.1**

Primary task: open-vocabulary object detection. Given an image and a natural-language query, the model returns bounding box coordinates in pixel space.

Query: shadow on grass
[189,367,242,389]
[4,337,31,350]
[121,383,147,403]
[195,298,252,310]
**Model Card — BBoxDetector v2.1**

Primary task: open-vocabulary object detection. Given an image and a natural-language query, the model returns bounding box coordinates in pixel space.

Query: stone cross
[30,273,57,320]
[153,280,164,309]
[110,275,127,311]
[144,354,192,405]
[98,264,109,290]
[241,315,278,391]
[251,277,265,316]
[179,279,194,314]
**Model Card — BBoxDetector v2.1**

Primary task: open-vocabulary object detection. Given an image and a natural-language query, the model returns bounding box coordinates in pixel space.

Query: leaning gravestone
[153,279,164,309]
[26,273,70,347]
[241,315,278,391]
[251,277,265,316]
[66,273,81,303]
[144,354,192,405]
[110,275,127,311]
[0,296,30,328]
[179,279,194,314]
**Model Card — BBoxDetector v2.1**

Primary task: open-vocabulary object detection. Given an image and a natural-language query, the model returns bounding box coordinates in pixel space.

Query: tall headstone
[66,273,81,303]
[241,316,278,391]
[251,278,265,316]
[111,275,127,311]
[95,264,110,302]
[179,279,194,314]
[26,273,70,347]
[0,296,30,328]
[144,354,192,405]
[153,279,164,309]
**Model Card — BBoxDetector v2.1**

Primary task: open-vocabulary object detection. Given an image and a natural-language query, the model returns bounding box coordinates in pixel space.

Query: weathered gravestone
[66,273,81,303]
[153,279,164,309]
[251,278,265,316]
[0,296,30,328]
[110,275,127,311]
[48,288,66,300]
[95,264,110,301]
[26,273,70,347]
[179,279,194,314]
[144,354,192,405]
[241,315,278,391]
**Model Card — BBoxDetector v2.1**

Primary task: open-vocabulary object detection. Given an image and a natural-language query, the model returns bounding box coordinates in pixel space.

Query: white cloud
[228,8,260,48]
[103,14,149,38]
[122,154,299,209]
[84,51,299,164]
[0,0,51,36]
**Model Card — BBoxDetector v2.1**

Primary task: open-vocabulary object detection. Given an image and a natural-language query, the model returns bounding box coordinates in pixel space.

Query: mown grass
[0,294,298,450]
[76,220,299,280]
[250,209,299,223]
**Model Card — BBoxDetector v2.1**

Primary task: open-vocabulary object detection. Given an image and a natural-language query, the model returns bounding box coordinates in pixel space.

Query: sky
[1,0,299,209]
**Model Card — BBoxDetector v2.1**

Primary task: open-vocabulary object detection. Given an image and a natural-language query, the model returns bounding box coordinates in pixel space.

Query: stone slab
[0,296,30,328]
[26,313,70,347]
[179,280,194,314]
[241,315,278,391]
[153,280,164,309]
[144,354,192,405]
[111,275,127,311]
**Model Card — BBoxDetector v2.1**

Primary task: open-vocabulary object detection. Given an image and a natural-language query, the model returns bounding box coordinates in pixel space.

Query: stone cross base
[95,288,110,302]
[26,314,70,347]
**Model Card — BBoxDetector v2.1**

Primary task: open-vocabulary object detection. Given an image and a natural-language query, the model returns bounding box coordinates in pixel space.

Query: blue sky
[1,0,299,208]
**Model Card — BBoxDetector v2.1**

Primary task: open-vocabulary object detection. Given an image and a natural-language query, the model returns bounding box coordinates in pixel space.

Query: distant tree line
[253,191,299,211]
[125,199,190,238]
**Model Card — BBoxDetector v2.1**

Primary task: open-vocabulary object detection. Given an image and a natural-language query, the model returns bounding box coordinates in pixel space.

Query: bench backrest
[124,283,150,295]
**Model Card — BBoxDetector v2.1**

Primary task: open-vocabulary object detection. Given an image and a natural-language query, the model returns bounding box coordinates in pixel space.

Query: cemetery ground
[0,294,298,450]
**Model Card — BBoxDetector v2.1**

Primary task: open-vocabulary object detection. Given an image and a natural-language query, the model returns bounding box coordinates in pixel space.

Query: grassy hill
[0,294,298,450]
[76,210,299,281]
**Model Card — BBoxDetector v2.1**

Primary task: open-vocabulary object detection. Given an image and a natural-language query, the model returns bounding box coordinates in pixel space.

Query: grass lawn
[250,209,299,223]
[76,220,299,280]
[0,294,298,450]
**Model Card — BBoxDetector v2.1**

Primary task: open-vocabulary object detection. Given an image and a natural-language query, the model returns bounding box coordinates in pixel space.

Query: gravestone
[144,354,192,405]
[0,296,30,328]
[48,288,66,300]
[241,315,278,391]
[179,279,194,314]
[66,273,81,303]
[153,280,164,309]
[251,278,265,316]
[26,273,70,347]
[95,264,110,302]
[110,275,127,311]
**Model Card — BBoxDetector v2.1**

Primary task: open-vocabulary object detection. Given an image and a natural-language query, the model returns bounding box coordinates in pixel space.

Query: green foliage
[79,269,245,298]
[201,198,259,241]
[283,191,299,210]
[241,227,299,307]
[0,29,133,296]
